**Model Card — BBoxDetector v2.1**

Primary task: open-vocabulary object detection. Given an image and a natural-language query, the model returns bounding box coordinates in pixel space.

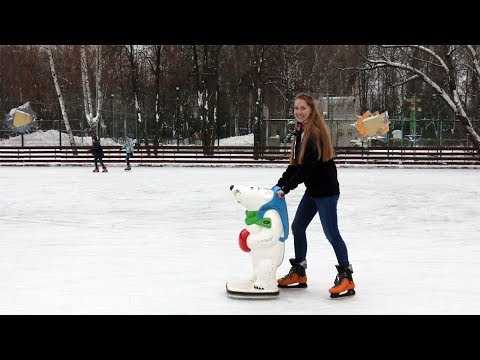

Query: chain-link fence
[263,118,480,148]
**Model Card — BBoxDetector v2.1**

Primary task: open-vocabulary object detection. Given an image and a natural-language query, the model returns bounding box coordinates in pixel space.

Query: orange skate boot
[329,264,355,298]
[278,258,307,288]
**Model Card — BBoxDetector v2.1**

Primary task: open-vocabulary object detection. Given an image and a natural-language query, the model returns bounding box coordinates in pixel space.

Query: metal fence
[264,118,480,148]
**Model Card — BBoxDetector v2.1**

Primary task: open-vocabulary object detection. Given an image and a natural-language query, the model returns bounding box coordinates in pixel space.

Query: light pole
[58,106,62,147]
[407,95,421,147]
[175,86,180,146]
[59,118,62,147]
[111,94,115,141]
[409,95,416,147]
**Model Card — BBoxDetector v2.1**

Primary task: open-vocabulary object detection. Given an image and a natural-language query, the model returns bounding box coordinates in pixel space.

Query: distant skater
[91,137,108,172]
[121,134,137,170]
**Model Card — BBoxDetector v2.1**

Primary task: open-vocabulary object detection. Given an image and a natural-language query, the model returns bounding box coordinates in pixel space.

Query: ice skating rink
[1,166,479,314]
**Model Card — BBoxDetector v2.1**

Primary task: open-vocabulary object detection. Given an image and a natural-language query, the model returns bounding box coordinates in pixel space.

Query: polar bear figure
[226,184,289,298]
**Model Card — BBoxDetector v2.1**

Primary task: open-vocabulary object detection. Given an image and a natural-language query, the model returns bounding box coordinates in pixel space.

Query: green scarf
[245,210,271,228]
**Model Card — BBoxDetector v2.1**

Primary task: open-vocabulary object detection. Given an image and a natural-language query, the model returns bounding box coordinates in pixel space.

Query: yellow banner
[13,110,33,128]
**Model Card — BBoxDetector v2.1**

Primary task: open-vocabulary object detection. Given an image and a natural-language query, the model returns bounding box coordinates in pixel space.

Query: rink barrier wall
[0,145,478,167]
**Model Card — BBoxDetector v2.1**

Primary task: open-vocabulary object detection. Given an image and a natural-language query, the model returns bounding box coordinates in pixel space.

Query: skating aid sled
[226,185,289,300]
[226,279,279,299]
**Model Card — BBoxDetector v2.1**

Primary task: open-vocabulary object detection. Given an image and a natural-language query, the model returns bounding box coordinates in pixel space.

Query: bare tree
[246,45,268,158]
[267,45,305,119]
[143,44,173,150]
[47,46,77,149]
[124,44,151,148]
[149,45,163,149]
[192,45,223,154]
[363,45,480,150]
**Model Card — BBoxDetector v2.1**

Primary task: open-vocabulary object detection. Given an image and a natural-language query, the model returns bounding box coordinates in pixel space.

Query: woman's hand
[277,189,285,199]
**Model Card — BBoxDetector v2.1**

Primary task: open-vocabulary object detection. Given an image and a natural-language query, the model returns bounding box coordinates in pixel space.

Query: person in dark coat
[91,137,108,172]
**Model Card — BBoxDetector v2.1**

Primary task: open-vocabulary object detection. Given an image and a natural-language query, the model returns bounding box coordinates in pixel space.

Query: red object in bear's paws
[238,229,251,252]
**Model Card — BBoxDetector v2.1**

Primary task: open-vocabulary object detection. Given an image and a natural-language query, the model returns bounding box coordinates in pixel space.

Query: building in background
[319,96,360,147]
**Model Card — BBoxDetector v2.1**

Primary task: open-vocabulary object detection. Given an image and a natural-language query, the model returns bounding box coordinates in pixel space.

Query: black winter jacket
[91,142,104,158]
[276,136,340,197]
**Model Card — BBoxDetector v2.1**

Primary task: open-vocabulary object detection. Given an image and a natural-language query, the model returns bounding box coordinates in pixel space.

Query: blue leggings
[125,152,133,165]
[291,194,349,267]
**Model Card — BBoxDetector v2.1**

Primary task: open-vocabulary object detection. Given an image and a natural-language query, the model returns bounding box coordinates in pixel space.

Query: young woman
[275,92,355,298]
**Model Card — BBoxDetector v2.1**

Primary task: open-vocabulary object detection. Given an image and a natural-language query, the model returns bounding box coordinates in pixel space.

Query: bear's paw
[238,229,251,252]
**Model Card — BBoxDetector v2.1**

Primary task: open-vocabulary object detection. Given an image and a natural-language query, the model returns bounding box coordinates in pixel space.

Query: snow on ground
[218,133,253,146]
[0,130,120,146]
[0,130,254,147]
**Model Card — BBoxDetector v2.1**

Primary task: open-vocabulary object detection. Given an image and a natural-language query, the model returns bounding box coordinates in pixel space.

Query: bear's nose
[230,185,234,190]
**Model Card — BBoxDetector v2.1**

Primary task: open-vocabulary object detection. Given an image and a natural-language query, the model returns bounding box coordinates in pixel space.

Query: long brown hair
[289,92,335,164]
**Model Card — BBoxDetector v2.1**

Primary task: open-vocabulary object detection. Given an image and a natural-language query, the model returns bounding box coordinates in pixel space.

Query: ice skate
[277,258,307,288]
[329,264,356,298]
[102,167,108,172]
[124,165,131,171]
[93,167,99,172]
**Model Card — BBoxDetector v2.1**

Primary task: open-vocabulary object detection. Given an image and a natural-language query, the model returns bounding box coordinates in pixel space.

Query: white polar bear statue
[226,184,289,299]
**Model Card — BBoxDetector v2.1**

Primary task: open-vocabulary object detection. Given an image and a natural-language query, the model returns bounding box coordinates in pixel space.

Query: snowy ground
[1,166,479,314]
[0,130,121,146]
[0,130,255,147]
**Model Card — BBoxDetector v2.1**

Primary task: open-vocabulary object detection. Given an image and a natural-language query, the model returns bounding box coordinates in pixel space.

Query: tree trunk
[47,46,77,153]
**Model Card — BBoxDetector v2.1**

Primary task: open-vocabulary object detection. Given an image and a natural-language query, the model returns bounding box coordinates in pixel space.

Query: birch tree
[80,45,104,140]
[363,45,480,151]
[47,46,77,149]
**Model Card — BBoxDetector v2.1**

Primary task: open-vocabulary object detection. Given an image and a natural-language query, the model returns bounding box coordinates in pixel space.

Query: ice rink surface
[1,166,479,314]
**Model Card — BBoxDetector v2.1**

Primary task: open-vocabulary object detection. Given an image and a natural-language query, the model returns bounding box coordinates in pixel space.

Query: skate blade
[330,289,355,299]
[278,283,308,289]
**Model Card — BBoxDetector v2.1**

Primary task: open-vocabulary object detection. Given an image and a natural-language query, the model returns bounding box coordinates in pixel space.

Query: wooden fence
[0,145,478,166]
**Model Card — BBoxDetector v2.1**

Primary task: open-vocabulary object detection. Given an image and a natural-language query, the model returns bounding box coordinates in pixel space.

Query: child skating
[121,134,137,171]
